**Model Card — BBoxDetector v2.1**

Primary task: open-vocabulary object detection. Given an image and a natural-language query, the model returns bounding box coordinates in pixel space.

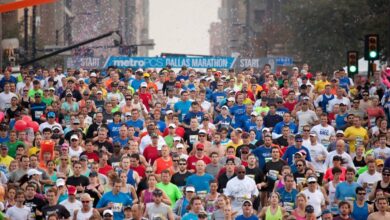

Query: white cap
[90,72,97,77]
[103,210,114,216]
[303,96,310,100]
[186,186,195,192]
[166,110,173,115]
[250,112,258,116]
[227,97,235,102]
[96,90,103,94]
[173,136,181,141]
[199,129,207,134]
[307,176,317,183]
[27,169,42,177]
[336,130,344,135]
[293,67,299,71]
[176,143,184,149]
[70,134,79,140]
[235,128,243,132]
[262,127,270,133]
[125,112,131,117]
[221,105,229,110]
[140,82,147,88]
[168,123,176,129]
[136,68,144,73]
[56,178,65,187]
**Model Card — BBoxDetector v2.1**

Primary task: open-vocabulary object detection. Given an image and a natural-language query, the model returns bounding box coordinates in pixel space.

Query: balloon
[0,112,4,122]
[27,121,39,132]
[22,115,32,122]
[14,120,27,131]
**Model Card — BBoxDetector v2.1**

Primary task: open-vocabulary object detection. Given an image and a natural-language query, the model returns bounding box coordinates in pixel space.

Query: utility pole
[32,6,37,61]
[24,8,29,61]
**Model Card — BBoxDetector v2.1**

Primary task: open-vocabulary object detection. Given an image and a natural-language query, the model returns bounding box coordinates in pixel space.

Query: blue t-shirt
[125,119,144,136]
[252,146,273,170]
[96,191,133,220]
[277,187,299,210]
[107,122,122,138]
[174,100,192,122]
[235,214,259,220]
[131,79,145,91]
[214,115,232,130]
[281,146,311,165]
[211,91,227,104]
[184,111,204,125]
[273,121,298,135]
[335,182,359,201]
[182,212,199,220]
[113,137,129,147]
[245,120,257,132]
[156,121,166,133]
[0,136,9,144]
[186,173,214,194]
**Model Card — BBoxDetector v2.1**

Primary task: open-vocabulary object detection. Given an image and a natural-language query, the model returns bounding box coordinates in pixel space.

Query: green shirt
[6,140,24,158]
[42,96,53,105]
[165,136,174,148]
[156,182,183,207]
[28,89,43,98]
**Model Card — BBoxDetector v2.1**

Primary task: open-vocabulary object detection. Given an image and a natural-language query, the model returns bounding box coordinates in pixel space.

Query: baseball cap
[144,73,150,78]
[309,131,317,137]
[295,134,303,141]
[336,130,344,135]
[47,112,56,118]
[196,143,205,150]
[0,145,7,150]
[67,185,77,195]
[298,150,307,156]
[227,97,235,102]
[90,72,97,77]
[125,112,131,117]
[199,129,207,134]
[262,127,270,133]
[27,169,42,177]
[89,172,98,177]
[221,105,229,110]
[382,167,390,175]
[305,205,315,213]
[73,119,80,124]
[173,136,181,142]
[235,128,243,133]
[307,176,317,183]
[168,124,176,129]
[56,178,65,187]
[242,200,252,206]
[250,112,258,117]
[176,143,184,149]
[322,209,332,216]
[166,110,173,115]
[80,155,88,161]
[70,134,79,140]
[303,96,310,101]
[140,82,147,88]
[376,159,384,166]
[103,210,113,216]
[152,189,163,196]
[186,186,195,192]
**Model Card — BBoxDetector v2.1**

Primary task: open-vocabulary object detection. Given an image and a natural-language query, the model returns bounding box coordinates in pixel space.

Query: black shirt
[171,171,192,188]
[274,136,289,148]
[183,128,199,153]
[264,159,286,192]
[42,204,70,219]
[25,196,47,220]
[217,172,236,193]
[93,140,113,153]
[66,175,90,193]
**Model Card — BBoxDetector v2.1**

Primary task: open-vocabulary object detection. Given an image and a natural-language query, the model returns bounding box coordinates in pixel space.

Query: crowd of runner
[0,63,388,220]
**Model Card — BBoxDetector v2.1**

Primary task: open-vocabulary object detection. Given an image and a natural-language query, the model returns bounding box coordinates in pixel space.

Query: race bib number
[112,203,123,212]
[189,135,198,144]
[197,190,207,199]
[265,157,272,163]
[35,111,43,118]
[296,178,306,185]
[283,202,294,212]
[268,170,279,181]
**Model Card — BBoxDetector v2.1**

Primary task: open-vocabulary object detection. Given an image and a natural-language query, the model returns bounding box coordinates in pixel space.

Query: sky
[149,0,221,56]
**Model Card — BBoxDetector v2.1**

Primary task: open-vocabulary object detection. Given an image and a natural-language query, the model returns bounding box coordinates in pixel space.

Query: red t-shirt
[186,155,211,171]
[81,151,100,163]
[284,100,297,112]
[139,92,152,111]
[143,145,160,165]
[98,164,113,176]
[323,166,346,182]
[131,165,146,178]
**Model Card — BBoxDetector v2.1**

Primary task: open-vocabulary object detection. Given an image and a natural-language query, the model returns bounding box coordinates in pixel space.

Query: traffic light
[364,34,379,60]
[347,51,358,75]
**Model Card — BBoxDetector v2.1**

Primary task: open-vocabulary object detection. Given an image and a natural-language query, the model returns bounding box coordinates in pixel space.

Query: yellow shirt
[226,140,243,151]
[344,126,368,153]
[0,155,14,169]
[29,146,40,156]
[314,80,330,93]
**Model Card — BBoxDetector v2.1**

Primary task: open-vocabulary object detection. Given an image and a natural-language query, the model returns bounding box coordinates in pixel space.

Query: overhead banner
[103,56,293,70]
[65,57,104,69]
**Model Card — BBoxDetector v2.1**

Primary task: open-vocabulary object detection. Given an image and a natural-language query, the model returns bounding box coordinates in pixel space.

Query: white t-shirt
[296,110,318,132]
[302,189,325,217]
[0,92,17,110]
[328,97,351,111]
[308,142,328,173]
[224,176,259,214]
[373,147,390,161]
[69,147,83,158]
[60,199,82,219]
[325,151,355,170]
[311,124,335,148]
[6,205,31,219]
[357,171,382,198]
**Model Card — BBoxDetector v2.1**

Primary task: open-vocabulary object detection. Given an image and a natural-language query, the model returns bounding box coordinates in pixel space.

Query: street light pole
[32,6,37,61]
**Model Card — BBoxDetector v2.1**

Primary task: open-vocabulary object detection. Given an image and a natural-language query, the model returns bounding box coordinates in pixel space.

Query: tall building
[210,0,287,58]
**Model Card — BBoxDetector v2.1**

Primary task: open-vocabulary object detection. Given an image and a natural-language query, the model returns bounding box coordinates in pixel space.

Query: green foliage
[282,0,389,72]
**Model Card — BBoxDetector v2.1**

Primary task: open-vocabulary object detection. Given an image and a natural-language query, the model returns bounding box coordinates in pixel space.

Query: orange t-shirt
[154,157,174,174]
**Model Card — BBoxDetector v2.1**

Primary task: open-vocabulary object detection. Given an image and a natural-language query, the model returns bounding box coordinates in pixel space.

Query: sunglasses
[173,160,179,162]
[197,149,203,151]
[237,171,246,174]
[296,140,303,142]
[383,173,390,176]
[243,204,252,207]
[179,163,187,166]
[358,192,366,195]
[296,164,304,167]
[198,134,206,137]
[308,182,316,184]
[81,201,90,203]
[126,98,132,101]
[303,130,310,132]
[71,160,78,163]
